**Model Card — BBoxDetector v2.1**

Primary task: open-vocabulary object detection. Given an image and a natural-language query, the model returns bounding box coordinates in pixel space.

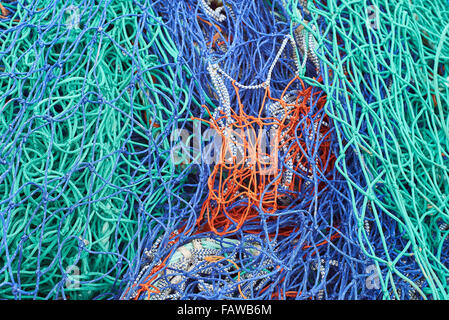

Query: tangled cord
[288,0,449,299]
[2,0,448,301]
[0,0,200,299]
[124,0,372,300]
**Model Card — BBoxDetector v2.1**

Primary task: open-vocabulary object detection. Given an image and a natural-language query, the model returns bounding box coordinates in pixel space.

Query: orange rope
[128,229,183,300]
[194,76,333,235]
[0,3,9,19]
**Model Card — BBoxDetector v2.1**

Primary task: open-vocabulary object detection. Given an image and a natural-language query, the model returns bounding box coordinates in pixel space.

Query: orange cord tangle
[195,76,334,235]
[127,8,339,299]
[204,255,247,299]
[128,76,337,299]
[126,230,182,300]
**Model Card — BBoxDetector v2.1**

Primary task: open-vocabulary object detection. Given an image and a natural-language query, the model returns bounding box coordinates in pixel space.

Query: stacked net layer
[0,0,448,300]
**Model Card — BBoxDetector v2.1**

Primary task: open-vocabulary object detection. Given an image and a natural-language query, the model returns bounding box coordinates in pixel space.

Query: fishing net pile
[0,0,448,300]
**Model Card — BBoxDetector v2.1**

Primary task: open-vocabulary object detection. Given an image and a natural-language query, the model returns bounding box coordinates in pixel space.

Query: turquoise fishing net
[1,0,448,300]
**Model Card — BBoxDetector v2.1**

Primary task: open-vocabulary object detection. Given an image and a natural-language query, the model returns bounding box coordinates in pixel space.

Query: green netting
[284,0,449,299]
[0,0,193,299]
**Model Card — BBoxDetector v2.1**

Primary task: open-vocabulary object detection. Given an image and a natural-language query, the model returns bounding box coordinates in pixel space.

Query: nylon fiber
[0,0,448,300]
